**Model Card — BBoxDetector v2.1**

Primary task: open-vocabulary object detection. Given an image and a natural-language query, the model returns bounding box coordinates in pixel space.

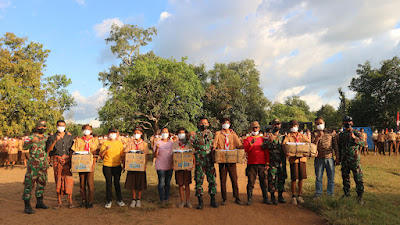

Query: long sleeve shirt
[243,135,269,164]
[312,132,339,159]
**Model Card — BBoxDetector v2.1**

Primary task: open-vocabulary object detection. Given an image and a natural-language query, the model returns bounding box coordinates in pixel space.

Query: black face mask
[273,127,280,132]
[37,128,46,134]
[199,125,209,131]
[344,123,352,128]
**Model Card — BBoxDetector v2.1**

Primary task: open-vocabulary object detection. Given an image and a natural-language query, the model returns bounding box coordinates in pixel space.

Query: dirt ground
[0,164,326,225]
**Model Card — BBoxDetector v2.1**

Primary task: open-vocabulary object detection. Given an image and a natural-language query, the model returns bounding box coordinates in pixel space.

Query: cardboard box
[215,149,246,164]
[284,142,317,157]
[71,154,93,172]
[173,150,194,170]
[125,152,146,172]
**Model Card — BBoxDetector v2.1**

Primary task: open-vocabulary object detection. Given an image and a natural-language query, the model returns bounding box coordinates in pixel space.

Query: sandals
[53,205,62,210]
[54,204,75,209]
[68,204,75,209]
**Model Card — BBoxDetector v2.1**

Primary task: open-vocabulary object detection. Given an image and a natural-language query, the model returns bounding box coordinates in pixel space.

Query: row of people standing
[372,129,400,155]
[0,136,31,169]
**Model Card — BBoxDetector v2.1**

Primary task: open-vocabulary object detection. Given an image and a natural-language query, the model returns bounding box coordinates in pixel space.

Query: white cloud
[93,18,124,37]
[154,0,400,111]
[0,0,11,10]
[159,11,171,22]
[65,88,109,127]
[75,0,84,5]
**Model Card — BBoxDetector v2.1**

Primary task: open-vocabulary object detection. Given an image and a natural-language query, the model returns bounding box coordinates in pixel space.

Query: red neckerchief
[293,132,300,143]
[134,140,143,150]
[222,130,230,150]
[178,141,186,149]
[82,136,93,151]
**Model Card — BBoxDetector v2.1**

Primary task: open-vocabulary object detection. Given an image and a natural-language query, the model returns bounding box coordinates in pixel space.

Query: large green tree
[0,33,75,136]
[98,25,203,134]
[198,59,270,134]
[316,104,341,129]
[348,56,400,128]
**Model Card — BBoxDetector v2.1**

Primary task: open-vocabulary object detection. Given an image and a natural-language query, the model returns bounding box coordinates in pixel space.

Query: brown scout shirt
[213,130,242,150]
[282,132,310,163]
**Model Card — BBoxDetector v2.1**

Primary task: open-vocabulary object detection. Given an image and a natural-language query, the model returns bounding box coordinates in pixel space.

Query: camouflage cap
[251,121,260,128]
[35,120,47,128]
[343,116,353,122]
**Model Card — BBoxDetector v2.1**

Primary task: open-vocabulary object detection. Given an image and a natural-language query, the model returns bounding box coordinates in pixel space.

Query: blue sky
[1,0,400,126]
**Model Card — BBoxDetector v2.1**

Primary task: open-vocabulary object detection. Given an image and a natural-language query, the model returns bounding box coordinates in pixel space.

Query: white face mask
[316,124,325,131]
[57,126,66,133]
[222,123,230,130]
[251,131,259,136]
[161,133,169,140]
[83,130,91,136]
[109,133,117,140]
[178,133,186,140]
[134,134,141,140]
[290,127,299,133]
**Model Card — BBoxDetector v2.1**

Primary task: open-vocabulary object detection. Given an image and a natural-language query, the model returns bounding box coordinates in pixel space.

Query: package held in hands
[215,149,246,164]
[173,149,194,171]
[71,151,93,172]
[125,150,146,172]
[284,142,317,157]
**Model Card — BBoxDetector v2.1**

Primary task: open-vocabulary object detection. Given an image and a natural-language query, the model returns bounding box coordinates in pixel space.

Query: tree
[199,59,270,134]
[348,57,400,128]
[0,33,75,136]
[266,102,315,123]
[284,96,310,114]
[98,24,203,134]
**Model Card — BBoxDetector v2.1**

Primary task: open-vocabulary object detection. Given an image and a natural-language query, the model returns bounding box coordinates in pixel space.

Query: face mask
[317,124,325,131]
[222,123,230,130]
[251,131,259,136]
[161,133,169,140]
[178,133,186,140]
[290,127,299,133]
[37,128,46,134]
[99,137,103,140]
[109,133,117,140]
[199,125,208,131]
[374,131,378,133]
[344,123,351,128]
[272,127,280,132]
[134,134,141,140]
[57,126,66,133]
[83,130,91,136]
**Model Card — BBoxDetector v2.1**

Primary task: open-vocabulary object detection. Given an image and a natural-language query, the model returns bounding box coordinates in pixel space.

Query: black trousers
[103,165,122,202]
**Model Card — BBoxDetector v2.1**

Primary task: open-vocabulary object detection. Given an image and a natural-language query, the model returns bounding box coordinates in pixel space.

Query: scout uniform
[213,129,242,204]
[22,121,49,214]
[377,132,386,155]
[190,129,218,209]
[386,131,396,156]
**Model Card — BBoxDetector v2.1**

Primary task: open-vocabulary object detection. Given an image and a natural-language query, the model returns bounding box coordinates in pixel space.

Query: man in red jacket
[243,121,270,205]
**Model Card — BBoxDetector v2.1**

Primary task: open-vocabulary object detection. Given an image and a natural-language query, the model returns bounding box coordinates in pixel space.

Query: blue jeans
[314,158,335,196]
[157,170,173,202]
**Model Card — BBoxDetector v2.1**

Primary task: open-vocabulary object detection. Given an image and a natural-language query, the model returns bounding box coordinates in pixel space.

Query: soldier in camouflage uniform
[190,117,219,210]
[22,120,50,214]
[338,116,365,205]
[263,119,287,204]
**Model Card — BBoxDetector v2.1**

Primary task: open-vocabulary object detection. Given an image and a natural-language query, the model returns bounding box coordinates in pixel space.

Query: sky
[1,0,400,127]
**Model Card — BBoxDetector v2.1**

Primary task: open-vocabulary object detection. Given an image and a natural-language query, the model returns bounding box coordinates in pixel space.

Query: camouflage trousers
[341,160,364,195]
[194,154,217,197]
[22,162,48,200]
[267,164,287,193]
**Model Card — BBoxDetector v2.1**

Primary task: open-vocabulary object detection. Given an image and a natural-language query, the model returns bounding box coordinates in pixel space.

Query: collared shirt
[213,129,242,150]
[377,133,386,142]
[387,132,396,141]
[46,132,74,156]
[244,135,268,164]
[71,136,100,154]
[312,131,339,159]
[282,132,310,163]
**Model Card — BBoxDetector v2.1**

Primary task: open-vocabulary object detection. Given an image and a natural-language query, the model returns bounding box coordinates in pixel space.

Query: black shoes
[278,191,286,203]
[24,200,34,214]
[246,189,253,205]
[196,196,204,210]
[36,197,49,209]
[210,194,219,208]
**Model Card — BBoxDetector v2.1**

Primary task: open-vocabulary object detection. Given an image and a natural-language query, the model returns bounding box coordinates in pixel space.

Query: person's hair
[82,124,92,130]
[161,127,169,132]
[220,117,230,124]
[108,127,118,133]
[315,117,323,122]
[133,126,143,133]
[198,117,208,123]
[56,120,66,125]
[176,127,187,134]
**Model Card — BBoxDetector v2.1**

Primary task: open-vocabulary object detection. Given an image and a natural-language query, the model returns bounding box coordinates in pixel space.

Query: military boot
[36,197,49,209]
[270,193,278,205]
[24,200,35,214]
[210,194,219,208]
[196,196,203,210]
[246,189,253,205]
[262,188,272,204]
[278,191,286,203]
[357,194,365,205]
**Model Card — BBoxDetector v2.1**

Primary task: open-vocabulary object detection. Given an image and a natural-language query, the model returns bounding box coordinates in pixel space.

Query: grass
[299,153,400,225]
